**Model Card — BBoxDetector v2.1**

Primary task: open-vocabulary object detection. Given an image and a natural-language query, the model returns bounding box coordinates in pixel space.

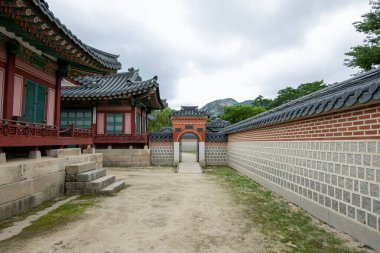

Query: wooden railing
[59,124,93,138]
[0,119,148,143]
[0,119,57,137]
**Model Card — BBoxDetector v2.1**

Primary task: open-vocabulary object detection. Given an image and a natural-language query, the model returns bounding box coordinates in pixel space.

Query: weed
[204,166,366,253]
[0,194,103,251]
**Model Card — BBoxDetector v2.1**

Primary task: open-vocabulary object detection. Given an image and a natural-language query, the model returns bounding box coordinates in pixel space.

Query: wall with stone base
[227,104,380,251]
[96,149,150,167]
[0,158,65,220]
[228,140,380,250]
[206,142,227,165]
[150,142,174,165]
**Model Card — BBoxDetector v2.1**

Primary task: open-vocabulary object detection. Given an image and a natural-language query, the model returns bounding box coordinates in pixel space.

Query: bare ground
[3,167,278,253]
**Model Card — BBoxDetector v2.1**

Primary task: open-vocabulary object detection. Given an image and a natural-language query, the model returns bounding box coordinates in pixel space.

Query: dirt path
[5,167,272,253]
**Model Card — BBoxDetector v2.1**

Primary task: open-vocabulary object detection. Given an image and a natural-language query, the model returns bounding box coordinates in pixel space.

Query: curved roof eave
[28,0,121,70]
[222,69,380,134]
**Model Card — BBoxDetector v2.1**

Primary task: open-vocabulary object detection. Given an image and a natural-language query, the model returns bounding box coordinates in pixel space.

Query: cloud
[47,0,369,109]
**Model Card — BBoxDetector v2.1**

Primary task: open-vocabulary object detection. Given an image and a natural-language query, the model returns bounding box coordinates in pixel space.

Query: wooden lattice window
[142,116,146,134]
[135,114,141,134]
[60,109,92,129]
[24,80,46,123]
[106,113,123,134]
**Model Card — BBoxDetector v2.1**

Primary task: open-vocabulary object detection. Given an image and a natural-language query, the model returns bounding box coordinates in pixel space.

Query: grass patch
[21,195,100,235]
[204,166,367,253]
[0,196,68,231]
[0,194,103,250]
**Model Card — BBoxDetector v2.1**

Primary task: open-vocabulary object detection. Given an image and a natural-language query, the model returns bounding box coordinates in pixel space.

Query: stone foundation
[205,142,227,165]
[0,158,65,220]
[0,148,104,220]
[228,140,380,250]
[150,142,174,165]
[96,149,150,167]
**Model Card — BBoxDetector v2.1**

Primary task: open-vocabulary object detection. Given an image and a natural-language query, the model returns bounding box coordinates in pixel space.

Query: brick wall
[206,142,227,165]
[227,104,380,250]
[229,104,380,142]
[150,141,174,165]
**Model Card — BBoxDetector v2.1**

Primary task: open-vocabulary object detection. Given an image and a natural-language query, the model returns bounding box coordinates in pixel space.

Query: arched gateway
[171,106,208,165]
[149,107,230,167]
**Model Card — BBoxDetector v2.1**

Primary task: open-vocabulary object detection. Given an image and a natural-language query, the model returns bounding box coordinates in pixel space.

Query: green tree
[220,105,266,124]
[269,87,299,108]
[297,80,328,97]
[252,95,273,109]
[345,0,380,70]
[148,107,172,132]
[268,80,327,109]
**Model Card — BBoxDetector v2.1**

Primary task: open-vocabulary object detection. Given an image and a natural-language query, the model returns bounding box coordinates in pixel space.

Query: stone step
[76,168,106,182]
[99,180,125,195]
[85,175,115,190]
[177,162,203,174]
[65,161,97,175]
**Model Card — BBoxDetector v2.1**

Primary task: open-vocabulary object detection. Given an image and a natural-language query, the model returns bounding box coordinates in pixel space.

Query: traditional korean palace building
[61,68,165,149]
[0,0,165,159]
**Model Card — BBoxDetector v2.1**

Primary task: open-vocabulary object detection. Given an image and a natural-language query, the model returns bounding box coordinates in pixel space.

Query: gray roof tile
[31,0,121,70]
[61,69,164,109]
[222,69,380,134]
[171,106,208,117]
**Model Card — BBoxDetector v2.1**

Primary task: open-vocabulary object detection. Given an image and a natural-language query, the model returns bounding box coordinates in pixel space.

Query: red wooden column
[54,72,61,132]
[145,110,149,146]
[3,52,16,120]
[131,105,136,141]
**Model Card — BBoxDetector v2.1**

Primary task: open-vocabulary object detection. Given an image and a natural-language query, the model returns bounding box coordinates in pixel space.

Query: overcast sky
[48,0,369,109]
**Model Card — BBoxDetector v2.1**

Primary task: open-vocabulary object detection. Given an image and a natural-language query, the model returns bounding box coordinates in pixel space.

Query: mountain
[201,98,253,117]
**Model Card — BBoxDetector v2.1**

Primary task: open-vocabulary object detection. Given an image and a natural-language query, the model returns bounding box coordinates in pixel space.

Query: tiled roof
[206,118,231,132]
[62,69,150,97]
[31,0,121,70]
[171,106,208,117]
[149,127,173,141]
[206,132,228,142]
[222,69,380,134]
[61,69,165,109]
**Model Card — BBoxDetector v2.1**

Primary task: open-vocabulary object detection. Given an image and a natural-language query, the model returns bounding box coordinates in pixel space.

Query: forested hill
[201,98,253,117]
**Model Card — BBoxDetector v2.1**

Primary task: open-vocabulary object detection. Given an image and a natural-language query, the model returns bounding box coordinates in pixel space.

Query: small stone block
[368,214,378,229]
[0,153,6,163]
[373,200,380,215]
[29,150,41,159]
[356,209,366,224]
[65,175,76,182]
[65,182,85,190]
[362,196,372,211]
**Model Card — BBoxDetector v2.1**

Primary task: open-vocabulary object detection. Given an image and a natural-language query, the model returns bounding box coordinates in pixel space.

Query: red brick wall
[172,117,208,142]
[229,103,380,142]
